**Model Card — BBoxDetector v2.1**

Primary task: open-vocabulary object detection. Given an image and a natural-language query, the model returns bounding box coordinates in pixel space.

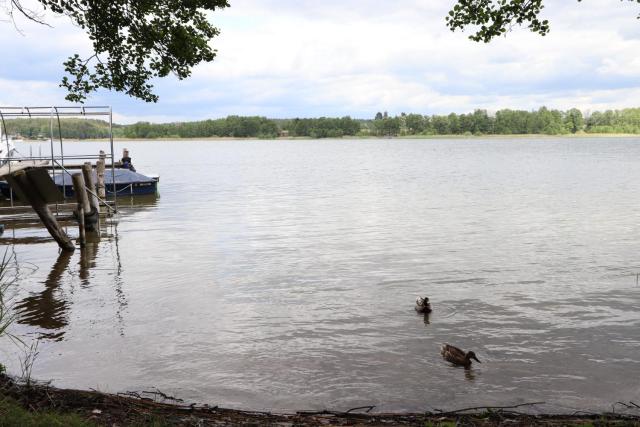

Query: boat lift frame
[0,106,118,213]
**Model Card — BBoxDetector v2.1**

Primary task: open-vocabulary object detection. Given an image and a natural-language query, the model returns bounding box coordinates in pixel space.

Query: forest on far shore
[3,107,640,139]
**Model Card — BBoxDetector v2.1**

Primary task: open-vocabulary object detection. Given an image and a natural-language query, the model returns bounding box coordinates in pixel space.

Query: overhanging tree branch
[446,0,640,43]
[3,0,230,103]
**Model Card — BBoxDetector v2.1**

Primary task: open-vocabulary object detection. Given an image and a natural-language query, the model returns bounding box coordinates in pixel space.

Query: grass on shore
[0,395,91,427]
[0,395,172,427]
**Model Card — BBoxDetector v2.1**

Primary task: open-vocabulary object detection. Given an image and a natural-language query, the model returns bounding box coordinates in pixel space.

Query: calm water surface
[1,137,639,414]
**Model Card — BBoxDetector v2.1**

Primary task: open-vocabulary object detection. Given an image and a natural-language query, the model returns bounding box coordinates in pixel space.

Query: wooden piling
[82,163,99,214]
[78,206,86,247]
[81,163,100,231]
[72,172,92,240]
[8,170,75,252]
[71,173,90,215]
[96,158,106,200]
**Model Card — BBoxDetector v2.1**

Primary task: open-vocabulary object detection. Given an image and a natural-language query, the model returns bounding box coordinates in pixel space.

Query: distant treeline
[284,117,361,138]
[123,116,278,138]
[123,116,362,138]
[5,107,640,139]
[2,118,119,139]
[367,107,640,136]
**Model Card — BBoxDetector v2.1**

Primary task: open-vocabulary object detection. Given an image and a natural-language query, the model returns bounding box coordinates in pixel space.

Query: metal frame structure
[0,106,117,213]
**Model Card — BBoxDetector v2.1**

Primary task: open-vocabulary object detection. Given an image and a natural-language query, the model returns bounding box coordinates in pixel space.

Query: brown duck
[441,344,481,369]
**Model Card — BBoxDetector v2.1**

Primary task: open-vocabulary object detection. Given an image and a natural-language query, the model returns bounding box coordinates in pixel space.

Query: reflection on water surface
[1,138,640,415]
[15,251,72,341]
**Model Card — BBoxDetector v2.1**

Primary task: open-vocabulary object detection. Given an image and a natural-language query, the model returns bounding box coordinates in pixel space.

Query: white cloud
[1,0,640,122]
[0,78,65,106]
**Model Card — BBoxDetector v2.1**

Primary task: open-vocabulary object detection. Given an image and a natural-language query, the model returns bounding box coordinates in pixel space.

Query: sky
[1,0,640,123]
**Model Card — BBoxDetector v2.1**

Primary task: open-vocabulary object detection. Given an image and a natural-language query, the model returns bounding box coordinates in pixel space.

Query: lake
[1,137,639,414]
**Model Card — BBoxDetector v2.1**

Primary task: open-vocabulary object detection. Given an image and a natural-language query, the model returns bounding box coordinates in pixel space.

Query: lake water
[1,137,640,415]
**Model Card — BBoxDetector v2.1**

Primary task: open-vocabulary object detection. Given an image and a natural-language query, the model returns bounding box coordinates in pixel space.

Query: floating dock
[0,106,119,251]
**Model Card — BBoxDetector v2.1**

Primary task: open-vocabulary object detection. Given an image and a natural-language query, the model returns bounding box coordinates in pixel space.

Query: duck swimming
[415,296,432,314]
[441,344,480,369]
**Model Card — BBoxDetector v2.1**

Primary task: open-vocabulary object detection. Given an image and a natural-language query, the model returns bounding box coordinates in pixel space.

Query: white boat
[0,130,18,167]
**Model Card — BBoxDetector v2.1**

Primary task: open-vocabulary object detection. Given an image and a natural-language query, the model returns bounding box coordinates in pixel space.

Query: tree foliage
[288,117,361,138]
[446,0,640,42]
[373,115,401,136]
[4,0,229,102]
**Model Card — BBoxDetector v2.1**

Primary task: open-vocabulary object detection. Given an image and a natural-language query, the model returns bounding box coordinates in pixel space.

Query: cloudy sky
[1,0,640,123]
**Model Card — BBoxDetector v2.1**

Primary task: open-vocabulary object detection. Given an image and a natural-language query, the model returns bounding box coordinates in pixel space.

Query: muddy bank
[1,374,639,426]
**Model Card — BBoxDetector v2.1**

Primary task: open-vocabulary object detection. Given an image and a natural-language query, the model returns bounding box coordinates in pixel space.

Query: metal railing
[0,106,117,213]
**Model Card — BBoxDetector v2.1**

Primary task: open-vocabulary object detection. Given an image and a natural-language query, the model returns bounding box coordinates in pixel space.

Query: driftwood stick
[615,402,633,409]
[297,407,378,417]
[498,410,539,417]
[140,389,184,403]
[295,410,332,416]
[602,411,640,420]
[433,401,546,416]
[346,405,376,413]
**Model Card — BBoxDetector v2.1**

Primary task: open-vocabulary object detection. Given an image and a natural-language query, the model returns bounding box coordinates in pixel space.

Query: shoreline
[1,374,638,426]
[16,133,640,143]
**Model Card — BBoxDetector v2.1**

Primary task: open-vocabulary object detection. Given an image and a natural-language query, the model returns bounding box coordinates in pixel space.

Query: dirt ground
[1,374,639,426]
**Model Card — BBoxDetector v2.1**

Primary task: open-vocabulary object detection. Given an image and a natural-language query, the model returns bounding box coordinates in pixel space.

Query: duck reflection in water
[422,312,431,325]
[464,368,477,381]
[15,251,72,341]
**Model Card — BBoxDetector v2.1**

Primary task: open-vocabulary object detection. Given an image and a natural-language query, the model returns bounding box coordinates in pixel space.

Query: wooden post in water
[78,206,86,247]
[82,163,99,213]
[72,173,91,218]
[96,154,106,200]
[72,172,90,246]
[82,163,100,231]
[9,170,75,252]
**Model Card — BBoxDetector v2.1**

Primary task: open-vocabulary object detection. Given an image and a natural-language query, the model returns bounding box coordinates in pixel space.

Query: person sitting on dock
[121,148,136,172]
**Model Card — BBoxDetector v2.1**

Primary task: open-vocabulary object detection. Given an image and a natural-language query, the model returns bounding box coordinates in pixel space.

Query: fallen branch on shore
[346,405,376,413]
[433,401,546,416]
[2,373,640,426]
[118,388,185,404]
